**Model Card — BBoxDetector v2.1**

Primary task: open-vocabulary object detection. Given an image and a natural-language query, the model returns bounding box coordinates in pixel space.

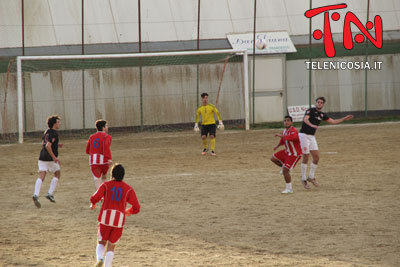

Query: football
[255,38,267,50]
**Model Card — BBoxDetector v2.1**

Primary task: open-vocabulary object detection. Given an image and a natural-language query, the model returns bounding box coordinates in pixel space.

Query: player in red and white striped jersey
[86,120,112,190]
[271,116,302,194]
[90,164,140,267]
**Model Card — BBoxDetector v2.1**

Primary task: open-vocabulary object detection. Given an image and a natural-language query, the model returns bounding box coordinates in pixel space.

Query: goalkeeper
[194,92,224,156]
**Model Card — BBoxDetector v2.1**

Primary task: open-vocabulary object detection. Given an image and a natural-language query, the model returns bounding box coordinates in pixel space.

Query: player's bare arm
[273,143,283,151]
[303,115,318,129]
[326,114,354,125]
[273,137,283,151]
[45,142,60,164]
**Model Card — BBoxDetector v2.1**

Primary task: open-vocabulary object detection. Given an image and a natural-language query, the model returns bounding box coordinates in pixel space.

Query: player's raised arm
[326,114,354,125]
[303,114,318,129]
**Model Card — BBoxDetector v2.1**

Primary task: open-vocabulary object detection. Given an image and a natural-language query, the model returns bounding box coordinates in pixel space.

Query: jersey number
[111,187,122,202]
[93,138,100,149]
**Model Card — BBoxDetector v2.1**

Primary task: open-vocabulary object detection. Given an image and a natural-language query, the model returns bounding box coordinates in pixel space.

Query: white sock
[48,177,58,195]
[301,163,308,181]
[105,251,114,267]
[309,163,318,179]
[94,177,101,190]
[96,244,105,262]
[286,183,292,190]
[34,178,42,196]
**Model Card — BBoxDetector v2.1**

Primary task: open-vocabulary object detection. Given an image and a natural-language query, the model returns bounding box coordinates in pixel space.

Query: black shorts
[201,124,216,137]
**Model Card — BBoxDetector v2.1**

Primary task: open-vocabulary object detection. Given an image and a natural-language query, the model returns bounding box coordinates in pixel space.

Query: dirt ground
[0,123,399,267]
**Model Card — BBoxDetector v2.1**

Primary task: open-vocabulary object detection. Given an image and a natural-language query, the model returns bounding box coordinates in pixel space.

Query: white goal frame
[17,49,249,143]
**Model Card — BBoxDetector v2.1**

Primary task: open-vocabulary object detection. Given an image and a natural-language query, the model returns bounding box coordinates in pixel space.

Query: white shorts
[299,133,319,154]
[38,160,60,173]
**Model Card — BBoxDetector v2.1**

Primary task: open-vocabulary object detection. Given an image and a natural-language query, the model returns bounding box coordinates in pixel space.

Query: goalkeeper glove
[194,123,199,132]
[218,120,224,130]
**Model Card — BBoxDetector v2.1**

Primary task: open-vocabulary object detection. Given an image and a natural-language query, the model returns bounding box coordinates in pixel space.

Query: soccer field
[0,123,399,267]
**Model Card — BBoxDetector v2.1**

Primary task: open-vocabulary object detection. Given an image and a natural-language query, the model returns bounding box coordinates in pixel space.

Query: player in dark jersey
[32,115,63,208]
[299,97,353,189]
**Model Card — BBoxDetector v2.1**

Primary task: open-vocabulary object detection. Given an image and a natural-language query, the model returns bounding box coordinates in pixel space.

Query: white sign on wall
[287,105,312,122]
[227,32,297,55]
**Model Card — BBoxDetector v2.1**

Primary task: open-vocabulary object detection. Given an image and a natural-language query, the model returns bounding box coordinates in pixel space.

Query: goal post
[16,49,249,143]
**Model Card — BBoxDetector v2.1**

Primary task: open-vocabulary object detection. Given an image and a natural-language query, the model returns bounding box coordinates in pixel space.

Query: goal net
[2,49,249,143]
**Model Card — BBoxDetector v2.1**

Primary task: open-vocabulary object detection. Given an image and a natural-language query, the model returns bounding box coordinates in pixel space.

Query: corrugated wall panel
[48,0,81,45]
[286,54,400,112]
[168,0,197,41]
[142,0,177,42]
[109,0,139,43]
[24,0,57,47]
[0,0,22,48]
[85,0,118,44]
[1,0,399,48]
[200,0,233,40]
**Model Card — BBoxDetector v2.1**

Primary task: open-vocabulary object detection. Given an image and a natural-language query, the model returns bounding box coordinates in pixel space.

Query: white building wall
[0,0,399,48]
[0,1,22,48]
[286,54,400,113]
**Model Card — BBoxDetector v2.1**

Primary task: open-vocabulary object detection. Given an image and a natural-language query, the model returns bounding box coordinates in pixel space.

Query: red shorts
[273,150,301,170]
[98,224,123,244]
[91,164,109,178]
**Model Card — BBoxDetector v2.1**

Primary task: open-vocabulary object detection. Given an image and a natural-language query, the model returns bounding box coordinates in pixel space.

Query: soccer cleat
[281,188,293,194]
[210,151,216,156]
[46,194,56,203]
[307,177,320,187]
[201,149,208,155]
[32,195,41,208]
[95,259,104,267]
[279,168,283,175]
[301,179,310,190]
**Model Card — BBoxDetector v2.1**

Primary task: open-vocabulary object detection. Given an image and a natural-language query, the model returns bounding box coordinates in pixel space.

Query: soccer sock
[202,139,208,149]
[301,163,307,181]
[48,177,58,195]
[105,251,114,267]
[286,183,292,190]
[210,138,216,151]
[94,177,101,190]
[309,163,318,179]
[34,178,42,196]
[96,244,105,261]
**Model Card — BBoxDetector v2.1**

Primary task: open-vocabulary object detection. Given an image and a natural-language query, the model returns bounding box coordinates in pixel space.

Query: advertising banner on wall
[227,32,297,55]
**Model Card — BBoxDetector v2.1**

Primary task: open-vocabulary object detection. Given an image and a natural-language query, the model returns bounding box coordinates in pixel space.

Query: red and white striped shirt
[86,132,112,165]
[90,180,140,228]
[279,126,302,156]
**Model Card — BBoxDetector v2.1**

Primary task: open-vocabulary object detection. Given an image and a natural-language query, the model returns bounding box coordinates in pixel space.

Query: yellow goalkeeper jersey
[196,104,221,125]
